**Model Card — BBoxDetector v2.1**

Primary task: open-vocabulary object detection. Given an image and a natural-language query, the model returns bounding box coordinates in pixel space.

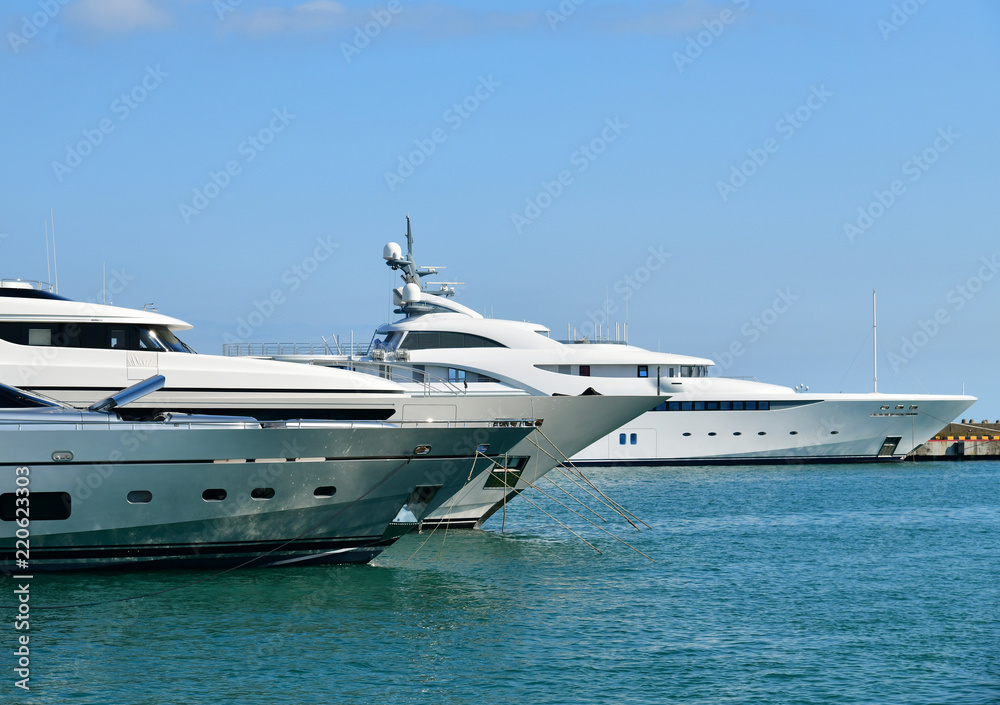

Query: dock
[910,419,1000,461]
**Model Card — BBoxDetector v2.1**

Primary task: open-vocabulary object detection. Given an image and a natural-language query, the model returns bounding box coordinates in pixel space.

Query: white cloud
[66,0,173,33]
[221,1,750,39]
[223,1,543,38]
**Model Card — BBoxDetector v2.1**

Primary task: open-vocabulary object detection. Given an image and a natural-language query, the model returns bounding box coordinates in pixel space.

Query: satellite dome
[402,283,421,303]
[383,242,402,260]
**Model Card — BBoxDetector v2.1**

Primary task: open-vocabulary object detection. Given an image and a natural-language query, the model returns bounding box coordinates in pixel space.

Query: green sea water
[4,462,999,704]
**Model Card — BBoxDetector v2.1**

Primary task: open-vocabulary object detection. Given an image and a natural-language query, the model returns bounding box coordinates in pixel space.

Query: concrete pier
[910,419,1000,460]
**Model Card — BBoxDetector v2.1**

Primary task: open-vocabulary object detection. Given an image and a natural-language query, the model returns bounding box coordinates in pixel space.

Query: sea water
[4,462,999,704]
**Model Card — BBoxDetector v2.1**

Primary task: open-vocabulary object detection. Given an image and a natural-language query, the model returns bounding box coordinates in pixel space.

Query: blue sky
[2,0,998,416]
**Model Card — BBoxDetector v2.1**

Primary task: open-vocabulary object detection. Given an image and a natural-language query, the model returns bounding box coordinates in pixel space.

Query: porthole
[682,432,691,437]
[733,432,742,436]
[251,488,275,500]
[202,489,227,502]
[314,486,337,498]
[708,432,717,436]
[830,431,840,435]
[758,432,766,436]
[789,431,798,435]
[127,490,152,504]
[413,445,432,456]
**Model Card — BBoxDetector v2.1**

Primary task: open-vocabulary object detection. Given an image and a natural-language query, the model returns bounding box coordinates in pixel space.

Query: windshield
[0,384,62,409]
[139,326,196,353]
[368,331,398,353]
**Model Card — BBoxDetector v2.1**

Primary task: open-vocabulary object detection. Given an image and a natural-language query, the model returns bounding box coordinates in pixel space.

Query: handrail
[222,342,369,357]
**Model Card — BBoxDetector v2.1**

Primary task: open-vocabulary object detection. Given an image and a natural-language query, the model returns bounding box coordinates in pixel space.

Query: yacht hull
[416,394,664,529]
[0,423,531,571]
[570,395,977,465]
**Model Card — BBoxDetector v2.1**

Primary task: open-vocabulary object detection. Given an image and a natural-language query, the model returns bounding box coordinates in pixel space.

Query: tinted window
[398,331,505,350]
[0,322,194,353]
[1,492,71,521]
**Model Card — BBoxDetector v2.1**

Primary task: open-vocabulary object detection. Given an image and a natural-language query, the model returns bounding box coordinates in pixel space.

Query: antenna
[625,284,630,345]
[102,262,106,304]
[44,220,51,286]
[405,214,414,263]
[873,289,878,393]
[50,209,59,294]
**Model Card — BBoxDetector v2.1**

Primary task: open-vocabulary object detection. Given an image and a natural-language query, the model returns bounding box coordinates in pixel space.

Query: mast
[51,209,58,294]
[405,214,414,264]
[873,289,878,393]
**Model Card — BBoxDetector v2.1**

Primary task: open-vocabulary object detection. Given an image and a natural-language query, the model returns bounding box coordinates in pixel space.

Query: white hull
[416,394,664,529]
[572,394,976,464]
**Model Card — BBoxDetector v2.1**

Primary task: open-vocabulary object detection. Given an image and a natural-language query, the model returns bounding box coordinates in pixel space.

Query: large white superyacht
[0,279,661,529]
[246,224,975,466]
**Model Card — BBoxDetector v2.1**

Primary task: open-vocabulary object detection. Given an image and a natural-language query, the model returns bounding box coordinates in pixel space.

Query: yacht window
[720,401,732,410]
[637,366,648,378]
[745,402,757,411]
[1,492,71,521]
[680,402,693,411]
[681,366,692,377]
[371,332,398,351]
[448,368,466,384]
[398,331,505,350]
[706,402,719,411]
[694,402,705,411]
[652,402,668,411]
[619,433,626,445]
[0,322,195,353]
[668,401,680,411]
[668,367,676,377]
[758,401,770,411]
[579,365,590,377]
[28,328,52,345]
[629,433,637,445]
[733,402,745,410]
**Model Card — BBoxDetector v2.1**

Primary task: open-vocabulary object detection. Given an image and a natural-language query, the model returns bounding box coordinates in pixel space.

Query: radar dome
[383,242,402,260]
[402,283,421,303]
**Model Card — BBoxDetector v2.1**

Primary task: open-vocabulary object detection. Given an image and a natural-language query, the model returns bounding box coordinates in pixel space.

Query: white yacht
[0,279,661,530]
[251,225,976,467]
[0,376,537,570]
